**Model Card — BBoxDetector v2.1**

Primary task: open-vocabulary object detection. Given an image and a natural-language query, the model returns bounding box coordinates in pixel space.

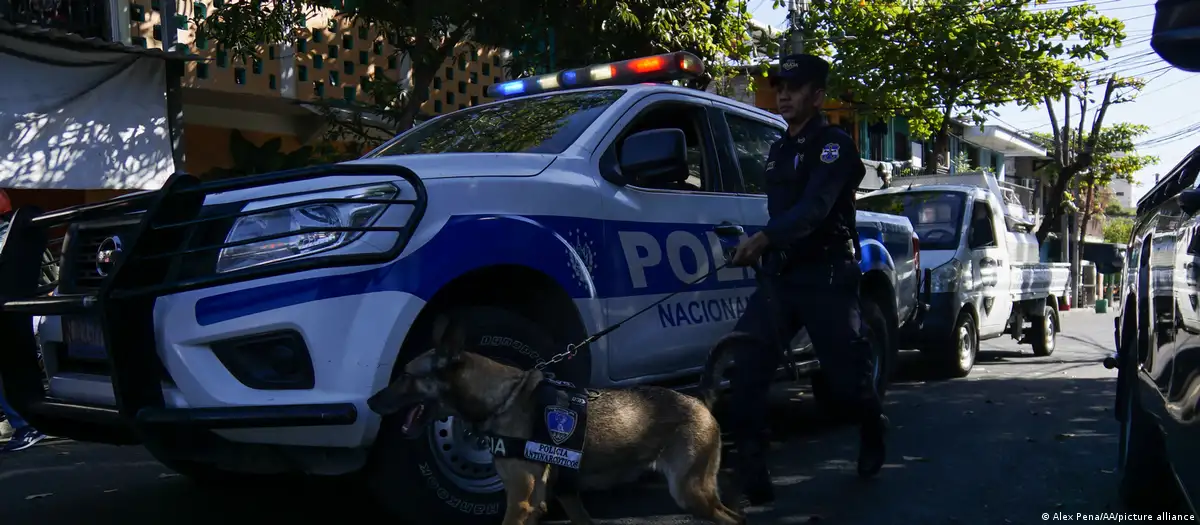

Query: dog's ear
[432,314,466,357]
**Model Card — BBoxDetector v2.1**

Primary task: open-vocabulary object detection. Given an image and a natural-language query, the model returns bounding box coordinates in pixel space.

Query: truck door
[595,94,754,382]
[967,199,1012,336]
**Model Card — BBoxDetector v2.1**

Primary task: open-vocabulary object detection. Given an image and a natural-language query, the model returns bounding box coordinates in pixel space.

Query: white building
[1110,178,1135,210]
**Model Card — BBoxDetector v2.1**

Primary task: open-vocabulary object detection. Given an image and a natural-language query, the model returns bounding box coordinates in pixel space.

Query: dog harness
[482,377,591,493]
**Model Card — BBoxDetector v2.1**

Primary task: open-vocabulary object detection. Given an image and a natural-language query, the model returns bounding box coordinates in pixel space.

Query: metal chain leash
[534,260,733,370]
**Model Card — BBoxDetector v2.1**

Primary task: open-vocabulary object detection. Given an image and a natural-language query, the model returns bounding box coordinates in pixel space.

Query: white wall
[1110,178,1134,209]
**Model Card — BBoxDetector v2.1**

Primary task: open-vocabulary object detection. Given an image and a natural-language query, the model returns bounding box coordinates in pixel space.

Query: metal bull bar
[0,164,427,445]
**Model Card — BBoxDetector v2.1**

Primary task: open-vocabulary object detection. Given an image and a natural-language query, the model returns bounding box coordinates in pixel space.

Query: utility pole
[789,0,809,55]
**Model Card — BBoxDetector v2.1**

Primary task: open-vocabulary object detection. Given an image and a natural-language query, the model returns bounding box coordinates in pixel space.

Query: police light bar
[487,51,705,99]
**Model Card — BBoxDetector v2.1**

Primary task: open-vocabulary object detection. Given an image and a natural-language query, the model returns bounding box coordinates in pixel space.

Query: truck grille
[62,218,143,293]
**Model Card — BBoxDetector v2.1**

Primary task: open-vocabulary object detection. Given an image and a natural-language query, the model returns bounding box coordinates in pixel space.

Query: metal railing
[998,179,1035,212]
[0,0,109,39]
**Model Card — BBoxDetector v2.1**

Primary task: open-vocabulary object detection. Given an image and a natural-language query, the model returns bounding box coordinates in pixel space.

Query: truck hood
[920,249,957,270]
[201,153,557,206]
[341,153,557,179]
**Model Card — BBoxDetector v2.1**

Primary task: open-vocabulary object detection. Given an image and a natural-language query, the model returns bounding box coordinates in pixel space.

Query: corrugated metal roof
[0,20,198,60]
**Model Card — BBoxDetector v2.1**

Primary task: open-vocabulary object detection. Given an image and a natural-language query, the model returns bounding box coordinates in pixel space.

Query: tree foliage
[805,0,1125,170]
[195,0,757,146]
[1103,216,1133,245]
[503,0,756,89]
[1031,77,1153,245]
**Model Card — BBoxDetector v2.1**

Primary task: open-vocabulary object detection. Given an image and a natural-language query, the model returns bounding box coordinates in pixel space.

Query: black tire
[365,306,588,525]
[1118,382,1177,511]
[1030,305,1058,357]
[931,311,976,378]
[1117,326,1177,511]
[811,297,893,417]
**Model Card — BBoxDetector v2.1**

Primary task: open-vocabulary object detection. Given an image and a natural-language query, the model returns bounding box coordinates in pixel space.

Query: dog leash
[535,260,732,370]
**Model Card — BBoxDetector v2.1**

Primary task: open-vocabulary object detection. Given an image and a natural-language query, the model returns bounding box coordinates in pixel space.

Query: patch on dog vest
[484,378,589,472]
[528,378,588,469]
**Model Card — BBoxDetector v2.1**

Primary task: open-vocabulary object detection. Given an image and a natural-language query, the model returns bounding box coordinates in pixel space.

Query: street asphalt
[0,307,1175,524]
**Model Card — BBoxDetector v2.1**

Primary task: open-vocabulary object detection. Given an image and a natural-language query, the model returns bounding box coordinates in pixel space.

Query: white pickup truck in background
[858,173,1070,377]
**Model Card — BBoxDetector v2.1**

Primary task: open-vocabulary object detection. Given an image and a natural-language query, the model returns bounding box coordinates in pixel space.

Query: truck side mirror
[619,129,689,187]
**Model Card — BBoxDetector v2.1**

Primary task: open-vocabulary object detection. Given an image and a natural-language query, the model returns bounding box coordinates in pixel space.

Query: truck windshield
[371,89,625,157]
[858,191,966,251]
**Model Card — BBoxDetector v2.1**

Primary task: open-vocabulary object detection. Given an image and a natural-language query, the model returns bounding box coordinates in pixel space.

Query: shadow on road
[0,375,1131,525]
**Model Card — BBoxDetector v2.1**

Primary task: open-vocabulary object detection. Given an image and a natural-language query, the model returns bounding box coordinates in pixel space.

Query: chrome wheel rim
[957,322,975,370]
[1044,311,1056,351]
[427,416,503,493]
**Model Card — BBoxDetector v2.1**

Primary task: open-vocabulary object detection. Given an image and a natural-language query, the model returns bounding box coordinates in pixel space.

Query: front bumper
[900,290,962,349]
[0,165,426,446]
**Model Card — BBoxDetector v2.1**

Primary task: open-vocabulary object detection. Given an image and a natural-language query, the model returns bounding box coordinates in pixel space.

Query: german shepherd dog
[367,315,745,525]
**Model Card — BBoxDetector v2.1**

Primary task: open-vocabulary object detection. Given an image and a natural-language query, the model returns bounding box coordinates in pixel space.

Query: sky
[749,0,1197,202]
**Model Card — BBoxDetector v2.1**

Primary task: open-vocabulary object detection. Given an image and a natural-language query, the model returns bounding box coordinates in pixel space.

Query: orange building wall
[129,1,508,116]
[418,45,506,115]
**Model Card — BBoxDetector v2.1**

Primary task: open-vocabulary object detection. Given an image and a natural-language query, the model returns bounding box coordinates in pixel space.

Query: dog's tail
[694,333,753,411]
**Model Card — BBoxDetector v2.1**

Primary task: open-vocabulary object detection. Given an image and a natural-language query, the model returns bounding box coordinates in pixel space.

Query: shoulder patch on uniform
[820,143,840,163]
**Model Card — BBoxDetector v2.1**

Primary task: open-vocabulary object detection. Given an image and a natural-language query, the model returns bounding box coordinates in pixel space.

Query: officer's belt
[770,241,856,271]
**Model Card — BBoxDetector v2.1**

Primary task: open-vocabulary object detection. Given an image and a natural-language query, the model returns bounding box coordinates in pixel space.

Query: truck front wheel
[930,311,977,378]
[365,306,587,525]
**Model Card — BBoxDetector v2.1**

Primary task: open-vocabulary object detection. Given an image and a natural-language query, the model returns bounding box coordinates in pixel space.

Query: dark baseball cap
[769,53,830,89]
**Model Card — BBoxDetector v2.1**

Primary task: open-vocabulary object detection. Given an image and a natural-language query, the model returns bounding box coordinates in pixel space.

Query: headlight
[930,260,970,293]
[216,183,399,273]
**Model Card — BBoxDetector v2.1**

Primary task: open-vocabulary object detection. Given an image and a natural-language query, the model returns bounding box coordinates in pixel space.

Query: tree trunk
[925,103,955,175]
[1070,212,1081,307]
[1034,165,1079,244]
[396,65,437,133]
[1074,180,1097,307]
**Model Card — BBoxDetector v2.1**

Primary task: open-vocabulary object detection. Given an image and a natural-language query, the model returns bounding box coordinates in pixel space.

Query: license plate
[62,316,107,361]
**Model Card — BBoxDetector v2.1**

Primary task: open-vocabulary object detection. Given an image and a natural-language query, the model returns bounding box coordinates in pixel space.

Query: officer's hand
[731,232,770,267]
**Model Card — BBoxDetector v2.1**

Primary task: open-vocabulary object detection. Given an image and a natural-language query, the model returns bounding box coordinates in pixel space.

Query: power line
[1137,122,1200,148]
[1139,74,1194,98]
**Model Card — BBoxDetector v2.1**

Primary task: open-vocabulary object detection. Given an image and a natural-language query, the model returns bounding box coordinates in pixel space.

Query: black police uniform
[727,54,886,502]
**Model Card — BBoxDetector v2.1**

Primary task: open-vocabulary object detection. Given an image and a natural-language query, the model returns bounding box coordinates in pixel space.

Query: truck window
[967,200,997,249]
[725,114,782,195]
[857,191,966,251]
[370,89,625,157]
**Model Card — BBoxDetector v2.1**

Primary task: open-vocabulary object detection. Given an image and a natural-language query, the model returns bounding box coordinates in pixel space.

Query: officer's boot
[856,401,888,478]
[734,437,776,505]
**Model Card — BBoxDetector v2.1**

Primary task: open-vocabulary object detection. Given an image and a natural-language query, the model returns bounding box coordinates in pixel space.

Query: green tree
[1103,216,1133,245]
[805,0,1125,172]
[1033,77,1148,245]
[1030,119,1155,304]
[196,0,756,145]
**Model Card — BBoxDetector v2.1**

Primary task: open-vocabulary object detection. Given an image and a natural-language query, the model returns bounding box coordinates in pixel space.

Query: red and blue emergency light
[486,51,705,99]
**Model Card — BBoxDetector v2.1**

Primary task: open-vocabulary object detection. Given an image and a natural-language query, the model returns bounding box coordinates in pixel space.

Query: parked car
[1111,145,1200,513]
[1106,0,1200,515]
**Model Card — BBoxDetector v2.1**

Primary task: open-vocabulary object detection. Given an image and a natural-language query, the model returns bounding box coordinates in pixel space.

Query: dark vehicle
[1107,0,1200,516]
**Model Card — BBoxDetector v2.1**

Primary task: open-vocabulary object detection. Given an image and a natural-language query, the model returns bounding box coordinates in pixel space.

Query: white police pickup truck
[0,52,918,524]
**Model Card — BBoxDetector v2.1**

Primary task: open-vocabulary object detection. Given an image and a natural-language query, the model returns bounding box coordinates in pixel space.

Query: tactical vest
[482,378,592,494]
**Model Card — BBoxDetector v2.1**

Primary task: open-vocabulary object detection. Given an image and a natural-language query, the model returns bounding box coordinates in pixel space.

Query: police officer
[727,54,888,504]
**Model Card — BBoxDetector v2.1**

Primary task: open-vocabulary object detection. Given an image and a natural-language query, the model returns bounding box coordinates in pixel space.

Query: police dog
[367,315,744,525]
